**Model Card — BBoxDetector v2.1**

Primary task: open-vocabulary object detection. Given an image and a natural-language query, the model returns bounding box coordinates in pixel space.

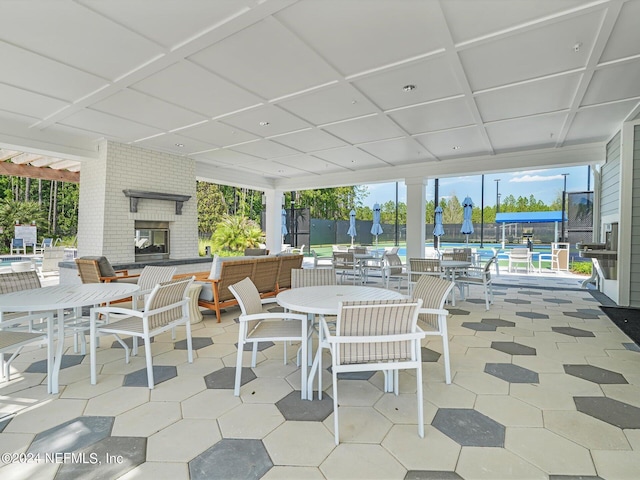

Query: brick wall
[77,140,198,263]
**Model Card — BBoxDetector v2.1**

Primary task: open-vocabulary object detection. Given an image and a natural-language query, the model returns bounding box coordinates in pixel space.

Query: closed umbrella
[347,209,357,246]
[433,205,444,250]
[371,203,383,251]
[461,196,474,243]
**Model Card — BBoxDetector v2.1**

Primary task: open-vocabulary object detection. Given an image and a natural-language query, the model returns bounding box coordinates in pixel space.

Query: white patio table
[0,283,139,394]
[277,285,406,400]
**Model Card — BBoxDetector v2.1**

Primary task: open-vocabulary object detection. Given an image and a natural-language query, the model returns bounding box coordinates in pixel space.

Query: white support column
[264,189,285,254]
[405,177,427,260]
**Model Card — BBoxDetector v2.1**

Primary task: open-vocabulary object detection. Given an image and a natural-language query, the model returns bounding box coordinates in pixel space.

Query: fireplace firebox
[135,221,169,261]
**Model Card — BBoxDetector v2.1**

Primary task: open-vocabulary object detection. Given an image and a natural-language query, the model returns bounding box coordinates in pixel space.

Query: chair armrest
[91,306,144,317]
[238,312,307,322]
[418,307,449,316]
[260,297,279,305]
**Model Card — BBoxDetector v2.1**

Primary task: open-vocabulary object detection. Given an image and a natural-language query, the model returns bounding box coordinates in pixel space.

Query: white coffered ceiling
[1,0,639,190]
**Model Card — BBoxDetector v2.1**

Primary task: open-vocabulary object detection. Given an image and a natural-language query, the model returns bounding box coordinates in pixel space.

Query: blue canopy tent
[495,211,565,247]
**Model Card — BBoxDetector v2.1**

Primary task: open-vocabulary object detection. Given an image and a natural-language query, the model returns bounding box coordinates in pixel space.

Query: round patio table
[0,283,139,394]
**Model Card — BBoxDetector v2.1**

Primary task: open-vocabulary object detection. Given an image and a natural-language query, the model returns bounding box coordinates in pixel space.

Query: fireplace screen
[135,221,169,261]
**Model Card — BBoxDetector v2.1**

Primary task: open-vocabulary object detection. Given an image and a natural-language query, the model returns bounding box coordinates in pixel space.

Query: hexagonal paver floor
[577,308,604,316]
[275,390,333,421]
[563,311,600,319]
[485,363,539,383]
[447,308,470,316]
[504,299,531,304]
[432,408,505,447]
[518,290,543,296]
[421,347,441,363]
[111,337,154,349]
[28,416,114,455]
[204,366,256,389]
[543,298,573,304]
[624,343,640,352]
[237,341,275,351]
[189,439,272,480]
[55,436,147,480]
[405,471,464,480]
[574,397,640,429]
[482,318,516,328]
[491,342,537,356]
[563,365,627,384]
[174,337,214,350]
[0,416,12,433]
[552,327,595,338]
[548,476,604,480]
[123,365,177,387]
[516,311,549,319]
[26,354,84,373]
[462,322,496,331]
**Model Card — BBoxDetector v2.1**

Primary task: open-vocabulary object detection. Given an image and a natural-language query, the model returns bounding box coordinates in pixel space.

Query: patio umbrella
[433,205,445,250]
[281,208,288,242]
[371,203,383,251]
[461,196,474,243]
[347,209,357,246]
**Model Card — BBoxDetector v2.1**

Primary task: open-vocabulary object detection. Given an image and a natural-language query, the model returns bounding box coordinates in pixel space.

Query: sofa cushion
[80,256,117,277]
[208,255,256,280]
[197,281,214,301]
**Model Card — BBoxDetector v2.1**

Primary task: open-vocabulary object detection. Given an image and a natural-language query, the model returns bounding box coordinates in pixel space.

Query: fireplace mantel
[123,190,191,214]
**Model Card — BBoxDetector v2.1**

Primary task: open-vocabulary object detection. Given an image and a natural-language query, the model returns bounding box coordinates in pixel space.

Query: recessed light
[175,143,185,147]
[403,84,416,92]
[452,146,461,150]
[259,121,270,126]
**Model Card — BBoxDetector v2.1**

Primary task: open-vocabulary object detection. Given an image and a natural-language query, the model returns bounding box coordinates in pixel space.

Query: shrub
[210,215,265,253]
[571,260,592,276]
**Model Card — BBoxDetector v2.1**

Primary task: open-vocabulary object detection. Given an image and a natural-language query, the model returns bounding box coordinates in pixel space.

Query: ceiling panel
[441,0,588,44]
[271,129,346,153]
[321,115,406,145]
[79,0,248,50]
[189,18,337,100]
[59,109,162,142]
[459,10,603,91]
[312,146,389,170]
[221,104,310,137]
[232,159,311,179]
[90,89,207,131]
[192,148,258,167]
[414,126,490,160]
[565,100,640,145]
[353,56,463,111]
[277,84,377,126]
[599,0,640,62]
[0,42,107,102]
[229,139,299,159]
[358,138,435,166]
[0,1,163,80]
[485,112,568,152]
[0,84,69,120]
[276,0,445,76]
[178,120,256,147]
[475,73,581,122]
[273,154,347,174]
[131,61,262,118]
[389,97,475,135]
[136,133,218,155]
[581,59,640,106]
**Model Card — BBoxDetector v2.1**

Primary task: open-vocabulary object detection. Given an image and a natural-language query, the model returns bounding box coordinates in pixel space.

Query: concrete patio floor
[1,268,639,479]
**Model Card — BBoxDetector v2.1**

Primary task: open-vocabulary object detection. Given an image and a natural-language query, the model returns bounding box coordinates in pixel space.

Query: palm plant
[211,215,265,253]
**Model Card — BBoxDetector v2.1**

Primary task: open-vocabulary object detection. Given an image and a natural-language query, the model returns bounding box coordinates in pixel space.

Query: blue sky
[362,165,592,209]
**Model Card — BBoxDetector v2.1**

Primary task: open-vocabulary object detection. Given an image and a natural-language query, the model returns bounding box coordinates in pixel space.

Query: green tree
[441,195,463,224]
[197,182,227,235]
[0,199,47,251]
[211,215,264,252]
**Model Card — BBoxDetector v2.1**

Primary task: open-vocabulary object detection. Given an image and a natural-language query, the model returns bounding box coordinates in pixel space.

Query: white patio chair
[508,248,531,273]
[322,298,425,444]
[229,277,306,396]
[10,238,26,255]
[456,257,495,310]
[383,252,407,290]
[333,251,359,284]
[408,258,443,295]
[411,275,455,384]
[311,250,334,269]
[89,277,194,389]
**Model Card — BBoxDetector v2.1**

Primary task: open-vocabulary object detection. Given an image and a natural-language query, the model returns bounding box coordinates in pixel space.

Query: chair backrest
[291,268,337,288]
[510,248,529,259]
[452,251,469,261]
[42,238,53,248]
[277,254,304,290]
[336,299,422,364]
[75,256,118,283]
[0,271,42,293]
[411,275,455,330]
[252,256,281,293]
[348,246,367,254]
[145,277,193,329]
[483,257,495,278]
[137,266,177,291]
[217,259,257,301]
[229,277,264,332]
[333,251,355,269]
[384,253,404,275]
[409,258,441,282]
[11,238,24,248]
[385,247,400,255]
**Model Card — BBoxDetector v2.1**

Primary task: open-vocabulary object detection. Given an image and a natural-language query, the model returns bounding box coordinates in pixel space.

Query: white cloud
[510,174,564,183]
[511,169,549,176]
